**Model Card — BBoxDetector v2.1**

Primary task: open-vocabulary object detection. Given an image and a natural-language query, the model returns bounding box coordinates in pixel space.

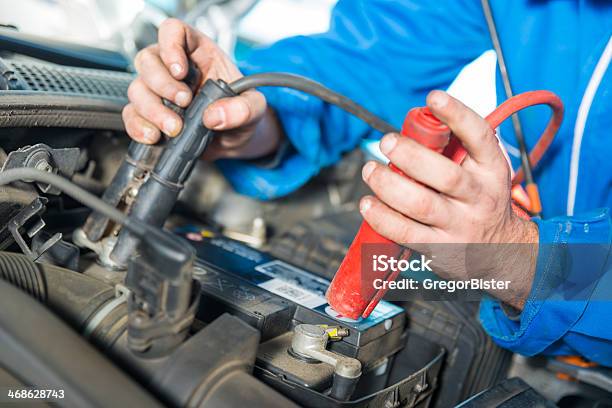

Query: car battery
[180,231,406,371]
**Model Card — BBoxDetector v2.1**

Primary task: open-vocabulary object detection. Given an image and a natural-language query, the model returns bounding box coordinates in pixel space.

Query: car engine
[0,36,608,408]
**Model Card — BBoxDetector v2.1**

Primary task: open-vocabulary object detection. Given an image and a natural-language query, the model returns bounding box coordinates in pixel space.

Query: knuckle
[159,82,178,99]
[368,165,385,189]
[122,114,136,136]
[121,104,134,121]
[413,194,434,220]
[134,47,155,71]
[133,52,145,72]
[126,80,140,101]
[122,114,132,133]
[478,124,495,143]
[121,104,131,118]
[396,222,415,243]
[445,167,462,188]
[398,138,420,162]
[467,176,482,196]
[135,49,153,71]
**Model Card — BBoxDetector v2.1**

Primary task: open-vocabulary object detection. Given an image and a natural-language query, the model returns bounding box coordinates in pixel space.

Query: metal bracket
[2,143,80,195]
[8,197,62,261]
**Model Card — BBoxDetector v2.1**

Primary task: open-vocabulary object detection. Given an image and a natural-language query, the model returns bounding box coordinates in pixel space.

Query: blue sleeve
[480,209,612,366]
[218,0,490,199]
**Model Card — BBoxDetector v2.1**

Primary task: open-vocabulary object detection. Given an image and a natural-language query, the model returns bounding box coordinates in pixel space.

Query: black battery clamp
[80,71,398,269]
[109,79,237,265]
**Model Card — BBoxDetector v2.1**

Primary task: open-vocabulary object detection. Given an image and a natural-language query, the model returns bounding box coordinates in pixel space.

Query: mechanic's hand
[123,18,283,160]
[360,91,539,309]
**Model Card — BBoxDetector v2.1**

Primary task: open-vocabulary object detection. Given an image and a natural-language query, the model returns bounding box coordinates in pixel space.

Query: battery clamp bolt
[319,324,350,340]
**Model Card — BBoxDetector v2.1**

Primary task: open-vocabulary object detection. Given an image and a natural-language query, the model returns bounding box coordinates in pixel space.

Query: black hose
[0,252,46,301]
[0,279,164,407]
[229,73,399,135]
[0,251,115,329]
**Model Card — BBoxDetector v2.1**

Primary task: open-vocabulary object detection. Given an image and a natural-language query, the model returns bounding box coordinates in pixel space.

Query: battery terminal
[319,325,349,341]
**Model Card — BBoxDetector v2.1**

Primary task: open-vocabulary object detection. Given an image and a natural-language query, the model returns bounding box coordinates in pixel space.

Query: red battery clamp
[326,91,564,320]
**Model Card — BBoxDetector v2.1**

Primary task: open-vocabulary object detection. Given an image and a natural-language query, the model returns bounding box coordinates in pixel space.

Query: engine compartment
[1,50,604,408]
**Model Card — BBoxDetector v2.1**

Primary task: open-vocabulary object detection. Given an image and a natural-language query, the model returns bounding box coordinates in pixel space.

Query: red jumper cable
[326,90,564,320]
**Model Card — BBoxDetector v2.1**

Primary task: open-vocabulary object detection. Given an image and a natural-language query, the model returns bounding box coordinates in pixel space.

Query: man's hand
[360,91,539,309]
[123,18,284,160]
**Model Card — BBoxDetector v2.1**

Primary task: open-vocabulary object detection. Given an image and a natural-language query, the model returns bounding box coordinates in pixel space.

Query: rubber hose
[0,252,46,301]
[486,90,564,185]
[0,280,164,408]
[0,252,115,329]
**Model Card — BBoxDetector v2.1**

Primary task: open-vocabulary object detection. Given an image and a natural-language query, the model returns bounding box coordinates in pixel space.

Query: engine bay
[0,46,609,408]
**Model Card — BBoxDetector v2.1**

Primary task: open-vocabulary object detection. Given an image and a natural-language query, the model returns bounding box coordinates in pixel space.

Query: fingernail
[163,117,180,136]
[205,108,226,129]
[362,161,376,181]
[360,198,372,214]
[170,63,183,77]
[175,91,190,107]
[380,134,397,154]
[142,125,157,143]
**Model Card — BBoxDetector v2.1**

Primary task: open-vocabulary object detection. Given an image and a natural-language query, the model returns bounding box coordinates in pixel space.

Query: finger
[158,18,214,79]
[122,104,161,144]
[134,46,192,107]
[127,78,183,137]
[427,90,502,166]
[362,161,452,227]
[203,90,266,131]
[378,133,479,199]
[360,196,437,244]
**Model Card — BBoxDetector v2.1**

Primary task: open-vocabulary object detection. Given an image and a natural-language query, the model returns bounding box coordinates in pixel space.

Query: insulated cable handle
[109,73,398,268]
[326,90,564,320]
[82,62,201,242]
[109,79,236,267]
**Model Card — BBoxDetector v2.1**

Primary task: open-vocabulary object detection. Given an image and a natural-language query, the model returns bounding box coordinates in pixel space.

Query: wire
[229,73,399,135]
[0,168,145,238]
[0,168,196,270]
[481,0,542,216]
[485,91,564,184]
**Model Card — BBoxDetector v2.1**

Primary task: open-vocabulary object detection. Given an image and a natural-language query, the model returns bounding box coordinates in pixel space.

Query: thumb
[203,90,266,131]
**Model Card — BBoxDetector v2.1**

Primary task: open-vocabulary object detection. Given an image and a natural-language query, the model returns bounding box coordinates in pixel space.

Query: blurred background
[0,0,339,59]
[0,0,497,162]
[0,0,497,261]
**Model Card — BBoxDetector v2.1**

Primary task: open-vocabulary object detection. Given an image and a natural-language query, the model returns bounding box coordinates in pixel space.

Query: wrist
[499,218,539,310]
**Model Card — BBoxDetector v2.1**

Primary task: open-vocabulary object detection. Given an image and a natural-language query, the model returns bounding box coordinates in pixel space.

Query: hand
[123,18,284,160]
[360,91,538,309]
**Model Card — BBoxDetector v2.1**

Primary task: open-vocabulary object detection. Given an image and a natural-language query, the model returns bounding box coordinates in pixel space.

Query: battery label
[256,260,330,296]
[185,234,403,332]
[259,278,327,309]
